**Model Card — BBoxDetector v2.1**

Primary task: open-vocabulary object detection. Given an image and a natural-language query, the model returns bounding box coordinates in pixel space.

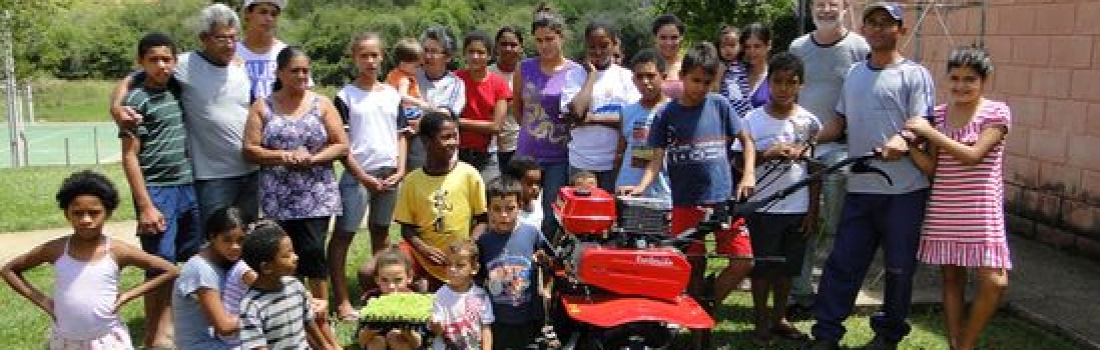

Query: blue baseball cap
[864,2,904,23]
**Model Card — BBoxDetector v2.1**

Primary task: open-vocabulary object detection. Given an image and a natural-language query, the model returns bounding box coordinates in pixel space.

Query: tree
[655,0,798,46]
[1,0,72,78]
[12,0,805,81]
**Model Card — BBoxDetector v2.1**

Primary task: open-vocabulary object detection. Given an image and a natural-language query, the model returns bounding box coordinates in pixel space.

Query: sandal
[540,325,561,349]
[770,323,809,341]
[337,309,360,322]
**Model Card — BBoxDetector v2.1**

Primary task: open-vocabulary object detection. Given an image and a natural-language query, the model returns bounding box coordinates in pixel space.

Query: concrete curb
[1006,301,1100,350]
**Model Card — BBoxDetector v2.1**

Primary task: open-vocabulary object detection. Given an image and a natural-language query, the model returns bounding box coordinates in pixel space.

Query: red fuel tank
[553,187,616,235]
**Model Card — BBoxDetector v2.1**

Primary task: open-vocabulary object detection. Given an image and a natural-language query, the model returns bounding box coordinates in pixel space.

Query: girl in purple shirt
[513,8,578,235]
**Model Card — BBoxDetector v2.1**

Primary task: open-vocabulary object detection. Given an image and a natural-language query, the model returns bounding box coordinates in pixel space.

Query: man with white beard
[786,0,869,315]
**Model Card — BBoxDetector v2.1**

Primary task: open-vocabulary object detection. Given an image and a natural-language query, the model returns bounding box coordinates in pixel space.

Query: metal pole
[13,77,21,128]
[25,83,32,123]
[3,10,24,167]
[19,130,27,165]
[914,2,924,62]
[93,127,99,164]
[65,137,70,166]
[979,0,986,48]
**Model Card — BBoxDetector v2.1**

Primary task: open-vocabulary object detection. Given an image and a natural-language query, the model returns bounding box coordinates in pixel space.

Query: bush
[655,0,800,50]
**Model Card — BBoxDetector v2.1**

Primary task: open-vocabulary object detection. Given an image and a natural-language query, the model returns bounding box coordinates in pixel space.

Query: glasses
[424,49,448,57]
[205,34,237,42]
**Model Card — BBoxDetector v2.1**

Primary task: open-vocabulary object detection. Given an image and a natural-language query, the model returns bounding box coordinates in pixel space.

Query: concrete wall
[849,0,1100,258]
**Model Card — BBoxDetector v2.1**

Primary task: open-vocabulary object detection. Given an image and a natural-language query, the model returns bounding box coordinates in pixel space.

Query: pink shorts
[671,206,753,257]
[49,324,133,350]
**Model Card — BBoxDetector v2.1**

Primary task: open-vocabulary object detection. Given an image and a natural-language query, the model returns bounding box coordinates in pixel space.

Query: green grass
[32,80,117,123]
[0,161,1077,348]
[0,164,135,232]
[0,230,1078,349]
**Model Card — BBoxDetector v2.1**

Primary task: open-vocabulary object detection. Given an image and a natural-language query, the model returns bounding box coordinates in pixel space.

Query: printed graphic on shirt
[484,253,533,307]
[588,92,626,122]
[435,291,488,349]
[403,106,424,121]
[244,59,276,99]
[629,111,657,168]
[665,135,729,165]
[522,82,568,145]
[431,189,453,233]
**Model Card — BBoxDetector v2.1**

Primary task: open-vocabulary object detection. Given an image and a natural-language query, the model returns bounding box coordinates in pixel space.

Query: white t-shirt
[743,106,822,213]
[335,84,404,171]
[236,41,286,100]
[561,64,640,171]
[174,52,255,180]
[518,196,543,229]
[431,285,494,350]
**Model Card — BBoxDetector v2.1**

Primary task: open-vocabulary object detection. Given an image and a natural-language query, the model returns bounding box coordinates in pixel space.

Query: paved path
[0,220,139,264]
[807,234,1100,350]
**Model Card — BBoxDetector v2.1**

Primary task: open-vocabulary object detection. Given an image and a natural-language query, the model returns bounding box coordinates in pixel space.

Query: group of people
[0,0,1015,349]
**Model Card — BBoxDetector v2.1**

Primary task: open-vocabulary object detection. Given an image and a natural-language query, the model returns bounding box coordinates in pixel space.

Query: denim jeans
[539,161,569,240]
[811,189,929,343]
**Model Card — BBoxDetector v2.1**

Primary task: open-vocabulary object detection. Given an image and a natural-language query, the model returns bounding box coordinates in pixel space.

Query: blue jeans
[811,189,929,343]
[195,172,259,226]
[138,184,202,264]
[540,161,569,239]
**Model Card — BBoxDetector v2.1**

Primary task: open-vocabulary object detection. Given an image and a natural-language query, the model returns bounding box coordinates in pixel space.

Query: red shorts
[670,206,753,257]
[398,242,445,287]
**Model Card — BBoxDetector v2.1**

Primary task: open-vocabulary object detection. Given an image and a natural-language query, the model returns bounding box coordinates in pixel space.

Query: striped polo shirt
[239,277,314,350]
[121,80,193,185]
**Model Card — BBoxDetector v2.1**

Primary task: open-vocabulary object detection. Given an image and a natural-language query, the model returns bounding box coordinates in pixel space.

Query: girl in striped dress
[904,47,1009,350]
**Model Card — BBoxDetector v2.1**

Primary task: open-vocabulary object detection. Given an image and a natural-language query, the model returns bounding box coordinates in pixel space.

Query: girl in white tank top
[1,170,179,349]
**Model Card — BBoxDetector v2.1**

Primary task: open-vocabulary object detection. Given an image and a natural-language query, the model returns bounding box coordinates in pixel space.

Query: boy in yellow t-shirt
[391,112,487,290]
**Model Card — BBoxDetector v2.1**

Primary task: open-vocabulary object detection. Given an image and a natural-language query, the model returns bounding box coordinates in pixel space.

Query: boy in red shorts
[621,42,757,347]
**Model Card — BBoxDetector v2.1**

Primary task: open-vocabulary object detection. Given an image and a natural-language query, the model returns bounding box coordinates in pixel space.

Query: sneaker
[801,338,839,350]
[861,335,899,350]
